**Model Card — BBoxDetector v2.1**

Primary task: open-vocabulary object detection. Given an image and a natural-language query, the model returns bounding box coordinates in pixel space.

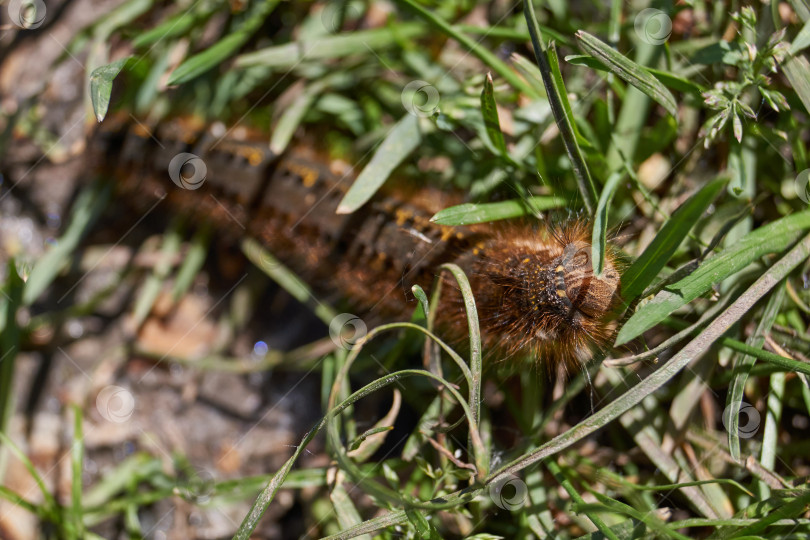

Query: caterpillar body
[91,117,622,370]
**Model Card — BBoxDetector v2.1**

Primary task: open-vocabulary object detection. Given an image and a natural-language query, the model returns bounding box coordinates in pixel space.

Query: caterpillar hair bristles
[438,217,623,375]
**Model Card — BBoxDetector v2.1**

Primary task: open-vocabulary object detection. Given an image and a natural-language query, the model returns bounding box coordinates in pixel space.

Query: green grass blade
[89,57,134,122]
[430,196,565,225]
[235,23,425,69]
[397,0,539,98]
[616,209,810,345]
[567,54,706,96]
[171,223,210,302]
[23,181,112,306]
[132,3,218,49]
[168,0,280,85]
[241,238,336,326]
[269,73,352,155]
[439,263,486,475]
[726,282,786,461]
[758,368,786,499]
[336,114,426,214]
[0,260,24,471]
[0,486,42,517]
[480,72,508,157]
[645,67,707,96]
[576,30,678,119]
[592,171,623,275]
[70,405,85,539]
[726,490,810,538]
[782,53,810,114]
[523,1,598,214]
[132,217,183,328]
[0,431,58,515]
[330,482,369,540]
[620,177,728,302]
[511,52,548,97]
[546,460,621,540]
[89,0,153,42]
[790,18,810,54]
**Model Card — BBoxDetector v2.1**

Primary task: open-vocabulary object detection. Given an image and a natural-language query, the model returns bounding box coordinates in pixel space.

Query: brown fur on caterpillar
[440,220,622,372]
[89,116,622,370]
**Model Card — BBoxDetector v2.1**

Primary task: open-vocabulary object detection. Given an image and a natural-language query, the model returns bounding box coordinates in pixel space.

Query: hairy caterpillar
[91,117,622,370]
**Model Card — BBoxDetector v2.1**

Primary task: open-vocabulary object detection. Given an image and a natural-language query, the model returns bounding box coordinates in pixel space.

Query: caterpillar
[90,116,622,371]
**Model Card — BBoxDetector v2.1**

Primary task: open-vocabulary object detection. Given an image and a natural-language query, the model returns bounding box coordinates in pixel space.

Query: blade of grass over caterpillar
[22,181,112,306]
[592,171,623,276]
[240,238,336,326]
[620,177,728,302]
[430,196,565,225]
[575,31,679,120]
[336,114,427,214]
[168,0,280,85]
[616,209,810,346]
[726,282,786,462]
[491,231,810,484]
[523,1,598,215]
[89,57,134,122]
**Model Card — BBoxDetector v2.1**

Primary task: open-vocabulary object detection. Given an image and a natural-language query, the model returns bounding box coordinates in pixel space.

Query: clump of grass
[2,1,810,539]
